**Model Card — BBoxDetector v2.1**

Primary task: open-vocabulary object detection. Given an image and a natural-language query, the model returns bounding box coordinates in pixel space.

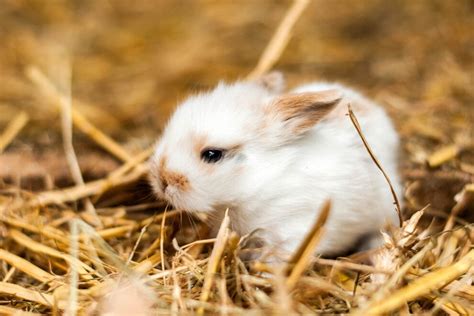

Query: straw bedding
[0,0,472,314]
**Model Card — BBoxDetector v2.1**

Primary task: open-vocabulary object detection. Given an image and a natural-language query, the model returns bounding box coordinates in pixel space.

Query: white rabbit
[149,72,402,258]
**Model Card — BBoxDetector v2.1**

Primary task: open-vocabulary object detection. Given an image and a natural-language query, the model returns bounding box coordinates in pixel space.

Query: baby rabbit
[149,72,402,258]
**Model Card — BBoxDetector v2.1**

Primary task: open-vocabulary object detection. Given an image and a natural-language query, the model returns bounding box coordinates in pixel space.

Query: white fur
[150,75,402,258]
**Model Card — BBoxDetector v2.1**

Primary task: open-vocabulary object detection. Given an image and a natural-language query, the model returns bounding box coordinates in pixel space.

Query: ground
[0,1,472,315]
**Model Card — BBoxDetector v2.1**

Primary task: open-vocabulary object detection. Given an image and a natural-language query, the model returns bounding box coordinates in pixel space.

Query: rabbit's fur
[149,72,402,258]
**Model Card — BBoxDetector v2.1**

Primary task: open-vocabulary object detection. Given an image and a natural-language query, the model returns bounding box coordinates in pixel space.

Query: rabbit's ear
[255,71,286,94]
[267,89,342,137]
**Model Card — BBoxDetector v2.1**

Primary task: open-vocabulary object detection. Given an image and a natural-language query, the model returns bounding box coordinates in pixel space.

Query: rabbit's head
[149,72,341,212]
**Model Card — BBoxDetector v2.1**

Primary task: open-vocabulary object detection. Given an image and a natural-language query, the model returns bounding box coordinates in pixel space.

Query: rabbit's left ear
[267,89,342,137]
[255,71,286,94]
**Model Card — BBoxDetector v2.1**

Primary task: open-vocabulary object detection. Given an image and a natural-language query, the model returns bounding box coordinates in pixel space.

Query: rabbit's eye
[201,149,224,163]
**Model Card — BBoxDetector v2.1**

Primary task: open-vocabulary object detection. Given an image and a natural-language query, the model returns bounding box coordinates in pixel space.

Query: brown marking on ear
[269,89,342,134]
[327,97,374,119]
[158,156,190,192]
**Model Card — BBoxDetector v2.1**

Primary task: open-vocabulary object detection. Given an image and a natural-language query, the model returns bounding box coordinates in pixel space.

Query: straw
[0,111,29,154]
[247,0,311,79]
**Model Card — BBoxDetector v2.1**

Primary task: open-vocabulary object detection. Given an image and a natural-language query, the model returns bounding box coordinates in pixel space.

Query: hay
[0,0,473,315]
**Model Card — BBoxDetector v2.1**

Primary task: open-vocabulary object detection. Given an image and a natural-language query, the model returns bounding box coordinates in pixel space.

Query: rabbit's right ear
[265,89,342,140]
[255,71,286,94]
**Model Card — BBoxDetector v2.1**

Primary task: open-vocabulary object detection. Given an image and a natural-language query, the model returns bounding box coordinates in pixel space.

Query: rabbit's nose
[160,170,190,192]
[158,158,190,192]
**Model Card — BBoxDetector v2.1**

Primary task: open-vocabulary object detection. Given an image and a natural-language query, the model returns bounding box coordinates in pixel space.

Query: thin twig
[160,207,168,278]
[0,305,42,316]
[66,219,80,316]
[197,210,230,315]
[2,266,15,283]
[247,0,311,80]
[0,249,58,286]
[286,200,331,289]
[9,229,96,280]
[313,257,391,274]
[56,59,100,226]
[0,111,29,154]
[0,281,65,309]
[126,224,148,266]
[22,163,147,210]
[26,66,133,162]
[357,250,474,315]
[348,105,403,226]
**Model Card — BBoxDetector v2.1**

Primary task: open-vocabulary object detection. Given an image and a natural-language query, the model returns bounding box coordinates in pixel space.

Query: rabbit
[149,72,402,259]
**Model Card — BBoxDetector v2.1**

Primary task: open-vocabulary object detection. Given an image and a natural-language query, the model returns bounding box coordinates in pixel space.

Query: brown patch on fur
[158,156,190,192]
[193,134,208,157]
[269,90,342,134]
[226,144,243,156]
[328,97,375,119]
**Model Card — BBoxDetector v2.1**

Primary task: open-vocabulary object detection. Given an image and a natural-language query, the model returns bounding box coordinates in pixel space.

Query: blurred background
[0,0,473,217]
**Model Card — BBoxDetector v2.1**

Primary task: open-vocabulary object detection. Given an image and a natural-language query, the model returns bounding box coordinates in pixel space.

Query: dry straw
[0,0,473,315]
[0,111,29,154]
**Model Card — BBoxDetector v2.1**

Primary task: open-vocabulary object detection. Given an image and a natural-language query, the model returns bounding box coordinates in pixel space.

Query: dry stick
[108,145,154,179]
[134,253,162,274]
[313,257,391,274]
[1,216,70,244]
[2,266,15,283]
[246,0,311,80]
[19,147,152,211]
[286,200,331,289]
[26,66,132,163]
[126,224,148,266]
[371,241,435,304]
[92,224,136,240]
[80,232,108,277]
[27,164,147,209]
[160,207,168,276]
[58,63,83,192]
[273,268,295,315]
[73,219,133,274]
[137,236,162,262]
[140,208,181,227]
[147,258,209,281]
[197,210,230,315]
[66,219,80,316]
[430,295,471,316]
[172,239,204,272]
[181,238,217,250]
[0,305,42,316]
[356,250,474,315]
[347,106,403,227]
[299,276,352,301]
[435,183,474,257]
[0,111,29,154]
[427,144,460,168]
[0,281,66,309]
[57,61,101,227]
[0,215,111,260]
[0,249,58,286]
[430,268,473,315]
[218,260,231,315]
[171,262,181,315]
[9,229,95,280]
